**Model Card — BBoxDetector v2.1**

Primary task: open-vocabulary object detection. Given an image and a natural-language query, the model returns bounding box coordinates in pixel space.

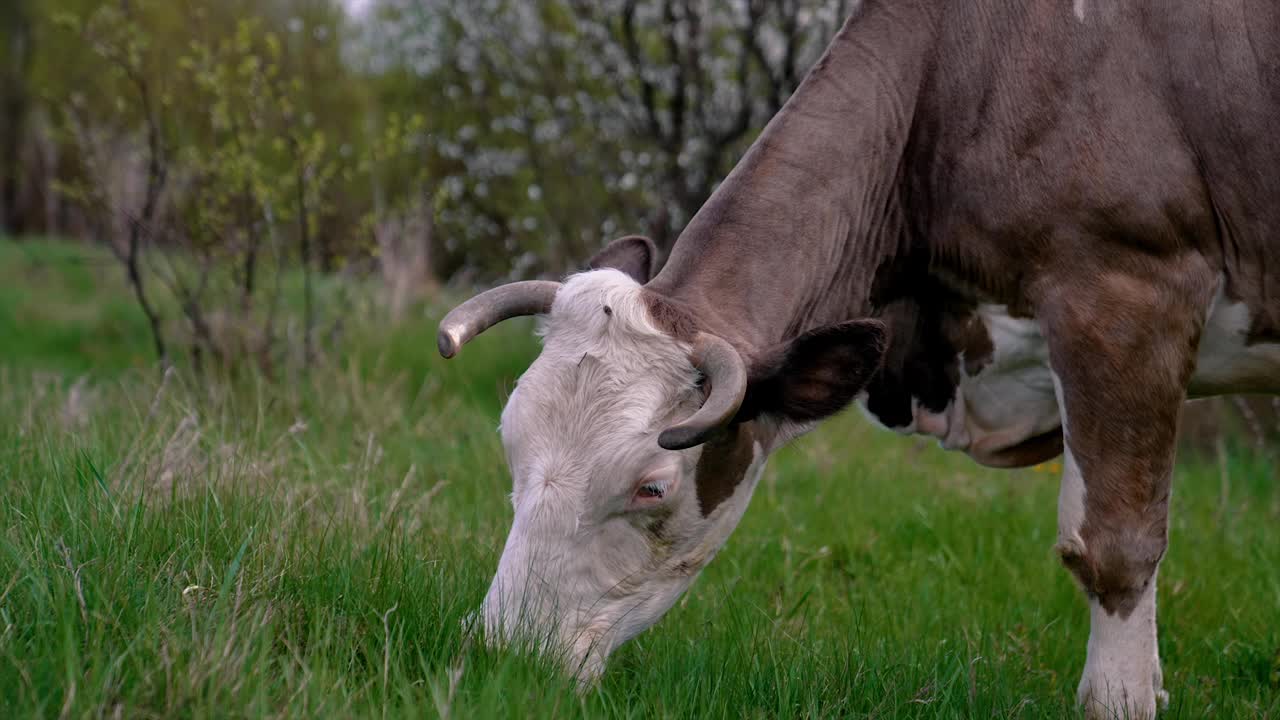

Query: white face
[478,270,770,680]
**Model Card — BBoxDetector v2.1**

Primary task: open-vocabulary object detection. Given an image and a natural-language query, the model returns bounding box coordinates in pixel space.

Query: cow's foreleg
[1058,440,1168,719]
[1040,261,1214,719]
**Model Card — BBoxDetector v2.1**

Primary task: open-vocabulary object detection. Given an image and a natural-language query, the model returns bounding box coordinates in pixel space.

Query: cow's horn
[658,333,747,450]
[437,280,561,358]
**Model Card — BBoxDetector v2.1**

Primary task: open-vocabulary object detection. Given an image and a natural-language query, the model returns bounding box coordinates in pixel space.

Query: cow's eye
[637,482,665,499]
[629,468,677,510]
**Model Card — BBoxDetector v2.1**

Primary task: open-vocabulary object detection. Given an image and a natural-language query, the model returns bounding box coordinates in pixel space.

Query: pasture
[1,240,1277,718]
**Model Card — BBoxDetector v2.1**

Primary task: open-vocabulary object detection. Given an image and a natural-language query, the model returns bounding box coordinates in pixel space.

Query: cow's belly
[1188,284,1280,396]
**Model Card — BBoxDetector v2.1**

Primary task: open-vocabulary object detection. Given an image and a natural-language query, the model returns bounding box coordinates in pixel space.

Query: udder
[864,305,1065,468]
[1189,285,1280,396]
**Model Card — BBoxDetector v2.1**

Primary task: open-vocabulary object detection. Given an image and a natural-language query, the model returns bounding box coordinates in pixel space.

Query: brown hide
[643,0,1280,614]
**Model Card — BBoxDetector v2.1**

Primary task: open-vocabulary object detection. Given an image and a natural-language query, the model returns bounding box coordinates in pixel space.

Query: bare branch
[619,0,668,145]
[710,6,758,149]
[662,0,685,153]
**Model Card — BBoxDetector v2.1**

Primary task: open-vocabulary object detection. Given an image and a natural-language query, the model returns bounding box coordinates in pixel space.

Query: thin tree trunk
[295,162,314,369]
[133,79,169,367]
[261,199,284,378]
[107,20,170,369]
[239,186,260,315]
[0,2,34,236]
[122,230,168,366]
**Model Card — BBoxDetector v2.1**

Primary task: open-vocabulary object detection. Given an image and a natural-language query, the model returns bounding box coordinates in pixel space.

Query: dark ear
[738,320,887,423]
[587,235,657,284]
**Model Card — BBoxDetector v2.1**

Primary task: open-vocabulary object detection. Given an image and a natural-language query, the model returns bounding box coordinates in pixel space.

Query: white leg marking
[1079,577,1166,719]
[1056,447,1087,553]
[1073,0,1086,21]
[1051,372,1086,556]
[1053,372,1167,717]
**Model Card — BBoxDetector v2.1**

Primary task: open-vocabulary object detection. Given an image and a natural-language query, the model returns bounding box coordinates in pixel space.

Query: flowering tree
[359,0,854,278]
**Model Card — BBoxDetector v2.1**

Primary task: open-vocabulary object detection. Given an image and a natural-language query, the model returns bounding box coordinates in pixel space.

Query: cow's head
[439,237,886,681]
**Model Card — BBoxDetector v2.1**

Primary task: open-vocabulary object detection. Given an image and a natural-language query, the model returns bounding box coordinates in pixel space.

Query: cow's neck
[646,1,939,358]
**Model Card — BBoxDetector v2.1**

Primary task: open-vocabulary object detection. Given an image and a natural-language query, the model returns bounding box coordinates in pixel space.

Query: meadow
[1,239,1277,719]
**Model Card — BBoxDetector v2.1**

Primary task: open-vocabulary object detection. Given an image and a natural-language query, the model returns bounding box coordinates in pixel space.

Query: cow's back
[1155,0,1280,340]
[912,0,1280,338]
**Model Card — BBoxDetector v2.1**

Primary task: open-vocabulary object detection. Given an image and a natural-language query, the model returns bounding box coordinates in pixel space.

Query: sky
[341,0,372,16]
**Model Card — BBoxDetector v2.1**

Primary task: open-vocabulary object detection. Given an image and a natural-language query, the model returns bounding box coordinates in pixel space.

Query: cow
[436,1,1280,717]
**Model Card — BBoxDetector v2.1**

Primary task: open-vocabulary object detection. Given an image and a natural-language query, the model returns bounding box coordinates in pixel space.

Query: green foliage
[29,0,375,259]
[12,0,852,283]
[24,1,447,371]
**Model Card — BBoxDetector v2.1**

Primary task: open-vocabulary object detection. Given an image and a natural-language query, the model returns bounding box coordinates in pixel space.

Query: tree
[360,0,852,279]
[565,0,854,251]
[0,0,35,235]
[44,0,386,372]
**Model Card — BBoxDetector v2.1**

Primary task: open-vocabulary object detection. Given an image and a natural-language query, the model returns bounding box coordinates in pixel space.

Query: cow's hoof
[1078,673,1159,719]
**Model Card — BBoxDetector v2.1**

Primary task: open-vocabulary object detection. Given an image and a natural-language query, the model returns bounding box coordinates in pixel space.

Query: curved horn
[437,280,561,359]
[658,333,748,450]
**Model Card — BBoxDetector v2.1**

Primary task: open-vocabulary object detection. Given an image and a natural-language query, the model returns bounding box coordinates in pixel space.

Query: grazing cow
[437,1,1280,716]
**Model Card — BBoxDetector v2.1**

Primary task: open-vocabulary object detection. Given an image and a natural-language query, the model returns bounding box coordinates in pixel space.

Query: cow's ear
[587,235,657,284]
[738,320,887,423]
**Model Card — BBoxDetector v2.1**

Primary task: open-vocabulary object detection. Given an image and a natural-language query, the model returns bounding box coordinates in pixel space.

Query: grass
[0,238,1277,718]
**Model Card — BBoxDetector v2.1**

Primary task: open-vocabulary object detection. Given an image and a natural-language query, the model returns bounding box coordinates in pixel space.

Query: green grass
[0,238,1277,718]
